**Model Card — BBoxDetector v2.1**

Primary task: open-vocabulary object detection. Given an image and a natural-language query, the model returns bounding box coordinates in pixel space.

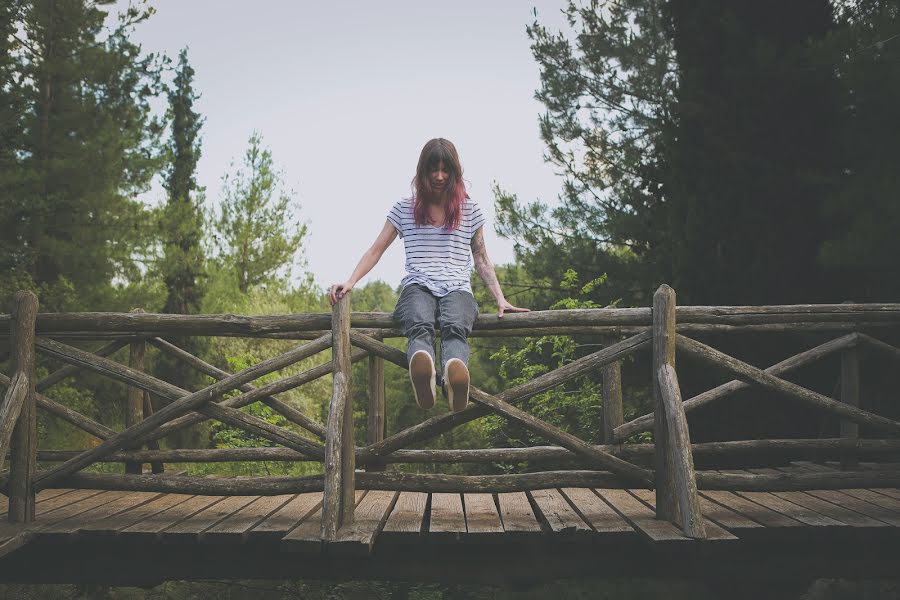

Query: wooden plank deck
[1,475,899,567]
[4,483,899,551]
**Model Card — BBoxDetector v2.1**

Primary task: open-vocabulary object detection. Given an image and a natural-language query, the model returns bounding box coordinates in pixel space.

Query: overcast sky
[125,1,570,290]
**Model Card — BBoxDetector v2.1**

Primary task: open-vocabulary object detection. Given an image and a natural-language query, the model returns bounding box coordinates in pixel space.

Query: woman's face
[429,160,450,194]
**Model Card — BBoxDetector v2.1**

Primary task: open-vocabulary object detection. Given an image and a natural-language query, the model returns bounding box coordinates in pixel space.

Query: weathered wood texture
[615,333,859,441]
[125,317,145,475]
[0,373,117,441]
[676,334,900,434]
[322,371,349,539]
[367,332,385,451]
[4,303,899,335]
[652,285,678,522]
[8,291,38,523]
[24,437,900,466]
[840,346,860,469]
[35,339,128,393]
[0,374,28,473]
[32,334,332,489]
[149,336,328,439]
[37,335,333,450]
[469,388,652,485]
[657,365,705,538]
[601,353,623,444]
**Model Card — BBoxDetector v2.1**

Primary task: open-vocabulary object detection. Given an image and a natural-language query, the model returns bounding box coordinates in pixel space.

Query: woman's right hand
[329,281,354,305]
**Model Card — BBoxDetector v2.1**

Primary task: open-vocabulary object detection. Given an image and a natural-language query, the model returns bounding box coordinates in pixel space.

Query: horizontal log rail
[2,303,900,336]
[23,437,900,465]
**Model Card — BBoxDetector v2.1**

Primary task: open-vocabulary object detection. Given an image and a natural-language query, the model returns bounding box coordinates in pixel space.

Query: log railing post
[653,284,678,522]
[9,291,38,523]
[366,331,386,471]
[840,345,860,470]
[601,335,623,444]
[657,364,706,538]
[125,308,145,474]
[321,293,354,540]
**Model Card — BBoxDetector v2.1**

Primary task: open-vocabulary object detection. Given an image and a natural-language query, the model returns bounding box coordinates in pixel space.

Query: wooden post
[657,364,706,538]
[9,291,38,523]
[652,284,678,522]
[366,331,386,471]
[601,335,623,444]
[125,309,145,474]
[322,293,354,539]
[840,346,860,470]
[142,390,165,474]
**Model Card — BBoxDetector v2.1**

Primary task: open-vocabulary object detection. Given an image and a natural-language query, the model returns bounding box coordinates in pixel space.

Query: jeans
[393,284,479,385]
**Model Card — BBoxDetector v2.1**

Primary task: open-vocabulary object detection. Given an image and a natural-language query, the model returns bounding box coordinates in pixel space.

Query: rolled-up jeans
[393,284,479,386]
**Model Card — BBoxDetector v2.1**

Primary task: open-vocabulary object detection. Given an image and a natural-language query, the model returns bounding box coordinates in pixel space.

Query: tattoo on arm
[471,228,503,301]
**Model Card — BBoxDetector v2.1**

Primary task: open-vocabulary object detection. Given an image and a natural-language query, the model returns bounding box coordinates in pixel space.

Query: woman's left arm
[471,227,530,318]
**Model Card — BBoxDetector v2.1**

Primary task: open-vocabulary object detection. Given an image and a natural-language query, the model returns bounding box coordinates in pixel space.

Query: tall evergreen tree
[0,0,164,311]
[160,48,205,316]
[212,132,307,294]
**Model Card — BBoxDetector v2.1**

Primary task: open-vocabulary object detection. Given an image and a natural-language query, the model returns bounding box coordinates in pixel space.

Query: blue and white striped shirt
[387,198,486,297]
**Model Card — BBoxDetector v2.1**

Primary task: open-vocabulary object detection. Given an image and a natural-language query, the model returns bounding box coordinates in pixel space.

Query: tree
[212,132,307,294]
[0,0,164,311]
[495,0,676,310]
[160,48,206,316]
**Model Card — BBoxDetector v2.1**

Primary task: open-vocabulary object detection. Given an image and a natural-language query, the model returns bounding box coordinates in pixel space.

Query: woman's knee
[440,321,471,341]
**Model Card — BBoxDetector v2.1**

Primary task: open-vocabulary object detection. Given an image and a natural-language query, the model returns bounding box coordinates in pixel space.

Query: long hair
[411,138,468,230]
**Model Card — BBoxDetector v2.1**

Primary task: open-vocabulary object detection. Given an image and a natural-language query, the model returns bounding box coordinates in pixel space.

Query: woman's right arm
[329,220,398,305]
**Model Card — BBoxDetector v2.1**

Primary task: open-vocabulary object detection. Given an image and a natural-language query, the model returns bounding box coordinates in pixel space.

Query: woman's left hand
[497,299,530,318]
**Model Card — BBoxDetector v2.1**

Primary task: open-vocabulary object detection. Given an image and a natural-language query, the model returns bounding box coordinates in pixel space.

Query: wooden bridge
[0,287,899,586]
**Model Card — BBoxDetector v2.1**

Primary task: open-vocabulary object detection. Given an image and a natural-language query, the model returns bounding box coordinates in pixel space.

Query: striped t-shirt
[387,198,486,297]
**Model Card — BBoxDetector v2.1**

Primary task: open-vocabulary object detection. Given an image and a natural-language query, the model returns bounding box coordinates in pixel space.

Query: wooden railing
[1,287,900,543]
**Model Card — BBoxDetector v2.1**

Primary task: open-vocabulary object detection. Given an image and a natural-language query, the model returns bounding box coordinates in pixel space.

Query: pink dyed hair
[411,138,469,230]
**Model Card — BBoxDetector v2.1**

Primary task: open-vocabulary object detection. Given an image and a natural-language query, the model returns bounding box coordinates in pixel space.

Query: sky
[123,1,571,290]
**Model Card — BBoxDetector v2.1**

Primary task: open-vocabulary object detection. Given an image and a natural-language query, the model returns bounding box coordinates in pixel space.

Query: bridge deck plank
[201,495,294,544]
[528,488,591,535]
[80,493,194,537]
[330,490,399,555]
[630,489,738,542]
[802,490,900,527]
[161,495,258,543]
[772,491,890,528]
[281,490,366,553]
[382,491,427,539]
[35,492,162,541]
[496,492,542,535]
[561,487,634,537]
[462,493,503,538]
[247,493,321,543]
[595,489,689,547]
[840,488,900,513]
[428,493,467,541]
[735,491,847,528]
[699,490,803,529]
[120,495,224,540]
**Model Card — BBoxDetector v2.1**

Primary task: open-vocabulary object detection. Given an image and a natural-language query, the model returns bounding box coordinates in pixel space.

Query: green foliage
[210,132,308,294]
[0,0,165,311]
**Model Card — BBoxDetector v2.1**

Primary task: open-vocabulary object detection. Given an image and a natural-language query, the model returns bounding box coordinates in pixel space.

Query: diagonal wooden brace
[676,334,900,435]
[350,329,653,460]
[33,334,332,488]
[469,387,653,486]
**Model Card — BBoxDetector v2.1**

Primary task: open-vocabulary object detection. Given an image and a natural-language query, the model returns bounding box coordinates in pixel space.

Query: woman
[329,138,528,413]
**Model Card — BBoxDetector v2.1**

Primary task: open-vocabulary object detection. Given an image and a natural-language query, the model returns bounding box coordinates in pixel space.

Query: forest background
[0,0,899,550]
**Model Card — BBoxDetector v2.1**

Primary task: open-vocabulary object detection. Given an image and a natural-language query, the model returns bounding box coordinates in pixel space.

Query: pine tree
[160,48,206,316]
[213,132,307,294]
[0,0,164,310]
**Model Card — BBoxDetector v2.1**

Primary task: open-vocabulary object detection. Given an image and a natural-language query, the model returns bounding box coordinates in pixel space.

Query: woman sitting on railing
[330,138,528,413]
